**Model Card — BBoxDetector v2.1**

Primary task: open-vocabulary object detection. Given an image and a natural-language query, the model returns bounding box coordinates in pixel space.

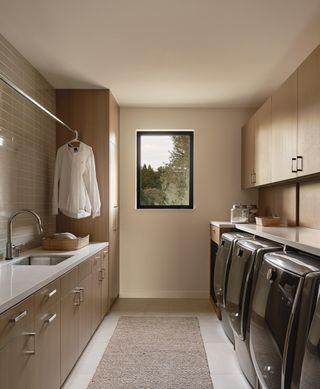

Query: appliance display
[226,238,281,387]
[250,250,320,389]
[214,231,252,344]
[299,284,320,389]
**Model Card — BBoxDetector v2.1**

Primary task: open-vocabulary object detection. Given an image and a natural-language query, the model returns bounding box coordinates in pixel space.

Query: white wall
[120,108,257,298]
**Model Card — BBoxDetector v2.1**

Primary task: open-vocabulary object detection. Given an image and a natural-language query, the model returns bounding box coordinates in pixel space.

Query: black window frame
[136,130,194,209]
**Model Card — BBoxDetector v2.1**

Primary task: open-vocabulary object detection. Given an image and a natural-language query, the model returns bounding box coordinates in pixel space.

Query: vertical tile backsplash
[0,34,56,257]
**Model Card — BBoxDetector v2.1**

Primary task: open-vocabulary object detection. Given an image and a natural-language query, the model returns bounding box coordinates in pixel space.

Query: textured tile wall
[0,34,56,257]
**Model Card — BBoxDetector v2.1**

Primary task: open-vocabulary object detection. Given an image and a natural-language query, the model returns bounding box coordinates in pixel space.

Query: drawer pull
[98,269,103,282]
[11,310,27,323]
[48,289,57,298]
[24,332,36,355]
[73,290,81,306]
[77,287,85,302]
[45,313,57,324]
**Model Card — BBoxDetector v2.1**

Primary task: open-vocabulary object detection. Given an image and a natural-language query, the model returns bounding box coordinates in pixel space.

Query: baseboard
[119,290,209,299]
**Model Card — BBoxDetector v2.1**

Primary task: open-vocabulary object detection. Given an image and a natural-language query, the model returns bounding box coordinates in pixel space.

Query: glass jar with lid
[231,204,249,223]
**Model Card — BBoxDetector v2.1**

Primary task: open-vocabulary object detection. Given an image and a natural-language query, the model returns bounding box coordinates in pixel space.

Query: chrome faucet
[6,209,43,260]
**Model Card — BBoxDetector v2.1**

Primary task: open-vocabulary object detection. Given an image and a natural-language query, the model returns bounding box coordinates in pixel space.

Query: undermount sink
[14,255,71,266]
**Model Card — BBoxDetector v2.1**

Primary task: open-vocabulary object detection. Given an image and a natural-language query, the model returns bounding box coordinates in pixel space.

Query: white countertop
[210,221,235,228]
[0,242,108,314]
[235,224,320,257]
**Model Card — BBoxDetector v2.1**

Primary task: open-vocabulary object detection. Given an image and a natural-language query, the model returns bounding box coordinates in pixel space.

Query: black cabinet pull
[291,157,297,173]
[297,156,303,172]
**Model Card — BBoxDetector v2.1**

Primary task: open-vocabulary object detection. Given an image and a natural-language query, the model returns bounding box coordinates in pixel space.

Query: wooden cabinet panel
[78,273,92,352]
[109,102,119,305]
[271,72,298,182]
[91,254,102,331]
[298,45,320,177]
[34,279,60,314]
[101,250,110,317]
[255,98,272,186]
[60,268,80,385]
[34,300,60,389]
[0,295,35,389]
[241,117,255,189]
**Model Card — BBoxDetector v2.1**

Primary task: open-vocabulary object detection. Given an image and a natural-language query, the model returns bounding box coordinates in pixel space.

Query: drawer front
[211,226,220,244]
[0,295,35,349]
[92,251,102,271]
[61,267,79,297]
[79,257,93,281]
[34,278,60,313]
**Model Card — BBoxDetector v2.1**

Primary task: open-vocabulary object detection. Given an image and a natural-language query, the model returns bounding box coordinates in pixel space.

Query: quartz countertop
[0,242,108,314]
[235,224,320,257]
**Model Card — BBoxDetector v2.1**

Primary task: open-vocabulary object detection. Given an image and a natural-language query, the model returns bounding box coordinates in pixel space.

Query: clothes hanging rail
[0,71,78,140]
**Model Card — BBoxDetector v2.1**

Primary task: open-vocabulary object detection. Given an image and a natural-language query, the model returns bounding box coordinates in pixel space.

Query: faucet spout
[6,209,43,260]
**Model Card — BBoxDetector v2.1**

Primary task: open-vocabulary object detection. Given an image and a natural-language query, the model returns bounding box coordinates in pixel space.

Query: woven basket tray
[42,234,90,251]
[255,217,281,227]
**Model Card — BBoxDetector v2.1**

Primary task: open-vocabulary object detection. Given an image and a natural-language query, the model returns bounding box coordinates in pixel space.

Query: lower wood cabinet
[78,271,93,353]
[101,250,109,317]
[60,266,80,384]
[34,279,61,389]
[0,295,35,389]
[0,248,110,389]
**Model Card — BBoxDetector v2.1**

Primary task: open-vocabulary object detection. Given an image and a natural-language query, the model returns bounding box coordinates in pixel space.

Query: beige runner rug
[88,316,213,389]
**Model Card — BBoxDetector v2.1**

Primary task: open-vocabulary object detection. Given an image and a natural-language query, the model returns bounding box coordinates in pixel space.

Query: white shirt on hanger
[52,142,101,219]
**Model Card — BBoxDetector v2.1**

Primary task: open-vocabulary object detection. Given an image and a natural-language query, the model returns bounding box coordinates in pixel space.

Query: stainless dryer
[299,283,320,389]
[213,231,252,344]
[250,250,320,389]
[225,237,281,387]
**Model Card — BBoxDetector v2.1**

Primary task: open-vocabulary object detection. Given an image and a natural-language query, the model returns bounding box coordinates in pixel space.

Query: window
[137,130,194,209]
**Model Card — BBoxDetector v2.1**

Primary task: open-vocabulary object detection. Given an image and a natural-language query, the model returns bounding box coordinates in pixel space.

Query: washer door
[300,287,320,389]
[250,258,302,389]
[226,244,254,340]
[214,239,232,306]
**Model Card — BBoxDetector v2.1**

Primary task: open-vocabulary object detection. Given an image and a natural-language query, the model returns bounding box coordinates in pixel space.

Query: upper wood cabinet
[271,71,298,182]
[254,98,272,186]
[241,117,255,189]
[241,98,272,188]
[297,45,320,177]
[242,44,320,188]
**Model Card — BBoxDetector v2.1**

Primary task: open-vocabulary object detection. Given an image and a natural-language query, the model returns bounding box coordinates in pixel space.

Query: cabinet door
[298,45,320,176]
[91,254,102,332]
[101,250,110,317]
[78,273,92,353]
[109,138,120,305]
[0,296,35,389]
[241,117,255,189]
[272,72,298,182]
[33,280,60,389]
[254,98,272,186]
[60,268,79,385]
[34,300,60,389]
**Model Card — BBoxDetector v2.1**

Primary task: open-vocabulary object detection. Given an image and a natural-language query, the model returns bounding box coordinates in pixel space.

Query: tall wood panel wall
[56,89,120,303]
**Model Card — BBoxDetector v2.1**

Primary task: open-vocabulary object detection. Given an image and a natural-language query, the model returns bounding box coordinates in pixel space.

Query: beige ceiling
[1,0,320,107]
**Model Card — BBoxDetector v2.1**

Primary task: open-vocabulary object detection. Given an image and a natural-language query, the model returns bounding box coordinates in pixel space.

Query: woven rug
[88,316,213,389]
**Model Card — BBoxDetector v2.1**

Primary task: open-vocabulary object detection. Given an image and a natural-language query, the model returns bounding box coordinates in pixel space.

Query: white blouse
[52,142,101,219]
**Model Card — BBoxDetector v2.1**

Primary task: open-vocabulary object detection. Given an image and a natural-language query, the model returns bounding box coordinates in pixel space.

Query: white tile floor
[62,298,251,389]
